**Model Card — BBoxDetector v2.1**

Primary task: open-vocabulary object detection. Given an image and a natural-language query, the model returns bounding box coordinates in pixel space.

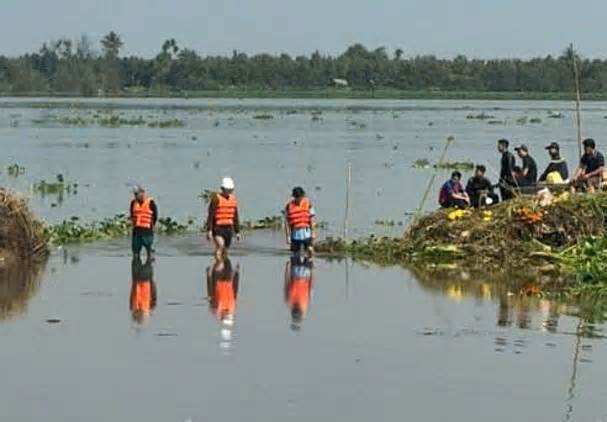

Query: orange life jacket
[288,277,311,315]
[214,193,238,226]
[214,279,236,318]
[132,197,154,229]
[131,281,152,314]
[287,197,311,230]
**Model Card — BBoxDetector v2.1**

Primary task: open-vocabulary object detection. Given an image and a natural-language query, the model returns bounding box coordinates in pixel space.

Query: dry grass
[0,188,48,259]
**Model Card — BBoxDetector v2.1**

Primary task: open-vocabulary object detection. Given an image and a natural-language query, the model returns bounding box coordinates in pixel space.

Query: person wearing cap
[438,171,470,209]
[465,165,499,208]
[514,144,538,187]
[284,187,316,259]
[572,138,605,193]
[539,142,569,184]
[130,186,158,260]
[205,177,241,260]
[497,139,517,200]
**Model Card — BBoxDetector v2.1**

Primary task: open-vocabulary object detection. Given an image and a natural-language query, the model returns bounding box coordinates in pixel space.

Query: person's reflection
[207,258,239,350]
[284,256,314,331]
[130,257,157,324]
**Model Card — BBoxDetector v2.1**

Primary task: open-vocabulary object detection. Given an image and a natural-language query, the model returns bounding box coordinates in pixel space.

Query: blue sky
[2,0,606,58]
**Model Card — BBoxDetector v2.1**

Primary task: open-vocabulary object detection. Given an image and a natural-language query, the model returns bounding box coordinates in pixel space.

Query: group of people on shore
[439,138,605,208]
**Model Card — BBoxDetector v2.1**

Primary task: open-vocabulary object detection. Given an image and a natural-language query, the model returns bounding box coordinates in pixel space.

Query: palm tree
[101,31,123,59]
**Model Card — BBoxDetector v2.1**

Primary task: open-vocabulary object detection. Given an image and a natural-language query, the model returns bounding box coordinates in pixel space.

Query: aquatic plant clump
[44,214,196,245]
[317,192,607,271]
[0,189,48,259]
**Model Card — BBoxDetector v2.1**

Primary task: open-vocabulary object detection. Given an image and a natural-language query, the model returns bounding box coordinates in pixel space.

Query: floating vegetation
[433,161,474,171]
[547,111,564,119]
[529,117,542,124]
[7,164,25,177]
[53,113,184,129]
[349,120,367,129]
[32,174,78,196]
[252,113,274,120]
[147,118,185,128]
[44,214,195,245]
[466,112,494,120]
[99,115,146,127]
[374,219,404,227]
[487,120,505,125]
[57,116,87,125]
[311,115,323,121]
[198,189,214,203]
[516,116,528,125]
[241,216,283,230]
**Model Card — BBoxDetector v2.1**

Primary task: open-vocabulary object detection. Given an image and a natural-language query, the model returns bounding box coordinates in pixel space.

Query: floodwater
[0,98,606,421]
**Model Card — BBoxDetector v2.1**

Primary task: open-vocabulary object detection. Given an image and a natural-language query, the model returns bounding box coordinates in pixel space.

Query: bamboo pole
[343,162,352,240]
[414,136,455,221]
[571,43,583,158]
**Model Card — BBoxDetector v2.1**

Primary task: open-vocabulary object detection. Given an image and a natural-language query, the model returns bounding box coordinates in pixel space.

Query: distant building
[331,78,349,87]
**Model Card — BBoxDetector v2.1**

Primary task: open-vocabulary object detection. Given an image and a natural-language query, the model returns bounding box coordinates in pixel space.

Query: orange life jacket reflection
[214,279,236,318]
[288,276,311,315]
[215,194,237,226]
[131,280,152,315]
[132,197,154,229]
[287,197,311,230]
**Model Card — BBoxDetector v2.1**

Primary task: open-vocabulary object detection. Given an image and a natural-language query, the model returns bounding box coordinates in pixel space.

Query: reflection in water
[285,257,314,331]
[0,258,46,321]
[206,258,239,351]
[409,264,572,333]
[130,257,157,324]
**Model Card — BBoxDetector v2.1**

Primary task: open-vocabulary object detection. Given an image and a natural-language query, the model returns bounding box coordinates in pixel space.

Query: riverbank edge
[1,90,604,101]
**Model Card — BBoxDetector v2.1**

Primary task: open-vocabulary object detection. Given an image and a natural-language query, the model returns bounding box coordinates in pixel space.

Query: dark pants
[440,198,469,209]
[500,185,515,201]
[291,237,313,253]
[132,230,154,256]
[213,226,234,248]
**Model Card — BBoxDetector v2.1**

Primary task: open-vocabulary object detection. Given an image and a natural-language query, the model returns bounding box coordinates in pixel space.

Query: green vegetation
[0,36,599,99]
[252,113,274,120]
[316,192,607,301]
[413,159,474,171]
[52,112,184,128]
[7,164,25,177]
[32,174,78,196]
[44,215,195,245]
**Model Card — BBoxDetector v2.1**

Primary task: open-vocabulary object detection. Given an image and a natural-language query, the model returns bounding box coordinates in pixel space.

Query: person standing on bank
[206,177,241,260]
[284,187,316,259]
[514,144,538,187]
[130,185,158,260]
[572,138,605,193]
[498,139,517,200]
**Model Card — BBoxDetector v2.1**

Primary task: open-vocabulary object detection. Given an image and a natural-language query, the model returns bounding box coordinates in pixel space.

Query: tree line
[0,32,602,96]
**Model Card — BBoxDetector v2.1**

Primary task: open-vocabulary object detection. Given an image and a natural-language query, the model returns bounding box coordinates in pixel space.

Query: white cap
[221,177,235,190]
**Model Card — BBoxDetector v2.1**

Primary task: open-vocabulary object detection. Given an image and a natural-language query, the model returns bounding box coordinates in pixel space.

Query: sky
[2,0,606,59]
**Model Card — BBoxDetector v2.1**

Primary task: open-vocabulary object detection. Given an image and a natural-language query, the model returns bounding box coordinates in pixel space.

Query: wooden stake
[571,43,583,158]
[343,162,352,241]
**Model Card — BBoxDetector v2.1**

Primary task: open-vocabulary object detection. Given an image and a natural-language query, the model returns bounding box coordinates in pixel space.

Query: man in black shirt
[539,142,569,183]
[465,165,499,208]
[572,138,604,193]
[514,144,538,187]
[497,139,516,200]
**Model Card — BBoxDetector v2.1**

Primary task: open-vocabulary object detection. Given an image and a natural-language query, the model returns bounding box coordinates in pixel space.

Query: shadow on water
[0,258,47,321]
